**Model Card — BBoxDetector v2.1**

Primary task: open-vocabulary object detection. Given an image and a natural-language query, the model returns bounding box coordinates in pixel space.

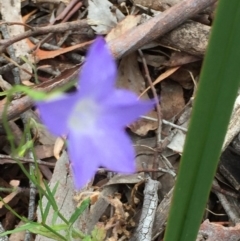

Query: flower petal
[100,89,155,127]
[68,126,135,189]
[95,127,136,173]
[79,37,117,100]
[36,93,78,136]
[68,132,98,189]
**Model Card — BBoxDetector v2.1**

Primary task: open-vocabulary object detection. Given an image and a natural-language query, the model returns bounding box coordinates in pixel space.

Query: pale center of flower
[68,99,99,132]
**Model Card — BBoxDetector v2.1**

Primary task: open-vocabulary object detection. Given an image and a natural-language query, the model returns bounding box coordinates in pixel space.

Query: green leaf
[164,1,240,241]
[69,198,90,225]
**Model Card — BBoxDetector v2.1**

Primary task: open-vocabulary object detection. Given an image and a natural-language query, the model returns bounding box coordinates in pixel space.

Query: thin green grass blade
[69,198,90,225]
[42,181,69,225]
[164,1,240,241]
[0,222,67,241]
[42,182,59,223]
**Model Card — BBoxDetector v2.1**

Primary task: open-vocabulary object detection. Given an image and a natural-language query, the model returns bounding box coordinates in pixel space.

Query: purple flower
[36,37,154,189]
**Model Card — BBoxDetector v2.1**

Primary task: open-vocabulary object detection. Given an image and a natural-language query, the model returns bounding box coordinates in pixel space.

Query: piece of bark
[159,21,210,57]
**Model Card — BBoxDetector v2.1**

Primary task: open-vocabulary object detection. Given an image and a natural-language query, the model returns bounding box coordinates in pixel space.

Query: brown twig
[138,49,162,145]
[32,0,83,52]
[54,0,82,23]
[109,0,217,59]
[0,19,89,53]
[138,49,162,180]
[62,1,83,23]
[0,154,55,167]
[0,21,33,30]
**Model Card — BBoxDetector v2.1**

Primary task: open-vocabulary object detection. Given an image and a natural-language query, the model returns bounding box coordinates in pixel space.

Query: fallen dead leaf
[165,51,200,67]
[34,144,54,159]
[169,64,199,89]
[139,66,180,97]
[199,219,240,241]
[138,53,166,68]
[129,112,158,136]
[117,52,145,95]
[26,38,92,62]
[161,79,185,120]
[106,15,141,42]
[88,0,124,34]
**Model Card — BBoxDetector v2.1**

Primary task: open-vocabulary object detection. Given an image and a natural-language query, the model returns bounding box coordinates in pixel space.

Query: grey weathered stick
[130,178,159,241]
[109,0,217,58]
[212,179,240,223]
[152,188,174,239]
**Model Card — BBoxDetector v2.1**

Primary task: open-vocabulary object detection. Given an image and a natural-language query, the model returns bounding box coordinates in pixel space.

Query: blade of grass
[42,182,59,223]
[164,1,240,241]
[69,198,90,225]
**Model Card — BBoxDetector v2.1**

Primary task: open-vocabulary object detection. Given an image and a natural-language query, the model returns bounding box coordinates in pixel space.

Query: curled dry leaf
[129,112,158,136]
[53,137,65,160]
[9,180,20,187]
[88,0,124,34]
